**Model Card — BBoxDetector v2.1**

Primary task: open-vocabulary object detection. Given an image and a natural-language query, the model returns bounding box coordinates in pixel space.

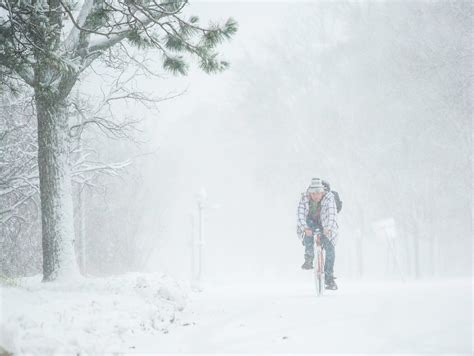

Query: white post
[190,213,195,284]
[197,197,203,283]
[194,188,207,290]
[192,188,219,291]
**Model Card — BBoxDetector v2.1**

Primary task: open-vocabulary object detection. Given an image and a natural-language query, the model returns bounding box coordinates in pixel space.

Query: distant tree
[0,88,134,277]
[230,1,471,278]
[0,0,237,281]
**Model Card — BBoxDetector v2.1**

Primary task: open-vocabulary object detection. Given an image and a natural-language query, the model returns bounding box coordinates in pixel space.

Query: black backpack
[322,180,343,213]
[332,190,343,213]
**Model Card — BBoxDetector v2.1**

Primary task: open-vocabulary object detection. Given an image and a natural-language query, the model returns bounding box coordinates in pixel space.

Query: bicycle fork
[314,233,325,296]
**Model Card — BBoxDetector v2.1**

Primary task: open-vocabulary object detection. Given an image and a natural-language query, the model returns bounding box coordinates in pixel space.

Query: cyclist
[297,177,338,290]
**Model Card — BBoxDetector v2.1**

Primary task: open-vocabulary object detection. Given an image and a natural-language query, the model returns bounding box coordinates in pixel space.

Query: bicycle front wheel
[314,247,325,296]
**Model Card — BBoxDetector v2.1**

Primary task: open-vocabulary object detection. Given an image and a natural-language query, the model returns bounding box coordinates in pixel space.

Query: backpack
[322,180,343,213]
[332,190,343,213]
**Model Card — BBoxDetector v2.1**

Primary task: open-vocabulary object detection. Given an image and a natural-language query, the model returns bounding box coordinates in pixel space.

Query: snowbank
[0,272,187,354]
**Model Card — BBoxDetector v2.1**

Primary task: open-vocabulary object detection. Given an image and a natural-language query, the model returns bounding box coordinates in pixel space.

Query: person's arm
[297,194,309,238]
[322,193,338,240]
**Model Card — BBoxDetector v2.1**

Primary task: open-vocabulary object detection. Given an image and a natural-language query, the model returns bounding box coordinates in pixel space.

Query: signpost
[191,188,219,291]
[372,218,403,279]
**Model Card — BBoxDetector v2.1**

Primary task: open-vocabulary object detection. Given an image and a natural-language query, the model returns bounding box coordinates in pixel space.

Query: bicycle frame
[314,233,325,296]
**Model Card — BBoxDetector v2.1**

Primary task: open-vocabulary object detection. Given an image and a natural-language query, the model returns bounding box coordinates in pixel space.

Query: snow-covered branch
[64,0,95,52]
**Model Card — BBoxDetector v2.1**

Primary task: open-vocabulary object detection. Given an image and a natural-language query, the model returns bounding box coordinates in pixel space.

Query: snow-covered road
[132,276,472,354]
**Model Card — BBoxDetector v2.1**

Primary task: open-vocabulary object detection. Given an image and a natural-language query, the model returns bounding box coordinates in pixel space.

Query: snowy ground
[0,273,186,354]
[1,272,471,354]
[132,274,472,354]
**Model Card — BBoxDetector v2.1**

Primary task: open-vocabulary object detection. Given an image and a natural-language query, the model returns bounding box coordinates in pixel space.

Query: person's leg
[321,235,335,282]
[302,219,319,269]
[304,235,314,261]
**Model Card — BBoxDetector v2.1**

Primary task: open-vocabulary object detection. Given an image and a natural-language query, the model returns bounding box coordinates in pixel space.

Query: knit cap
[308,177,325,193]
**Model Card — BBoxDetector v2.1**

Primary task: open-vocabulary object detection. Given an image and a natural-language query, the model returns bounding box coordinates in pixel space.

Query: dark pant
[303,234,335,280]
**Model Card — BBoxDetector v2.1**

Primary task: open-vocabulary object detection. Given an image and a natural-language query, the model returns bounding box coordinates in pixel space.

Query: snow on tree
[0,88,135,277]
[0,0,237,281]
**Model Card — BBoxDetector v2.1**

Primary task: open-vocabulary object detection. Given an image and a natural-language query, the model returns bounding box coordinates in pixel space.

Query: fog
[73,1,471,284]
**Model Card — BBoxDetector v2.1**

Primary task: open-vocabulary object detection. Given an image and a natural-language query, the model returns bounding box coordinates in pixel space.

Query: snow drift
[0,273,187,354]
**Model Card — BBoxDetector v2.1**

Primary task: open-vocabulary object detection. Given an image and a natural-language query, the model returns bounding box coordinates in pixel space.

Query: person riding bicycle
[297,177,338,290]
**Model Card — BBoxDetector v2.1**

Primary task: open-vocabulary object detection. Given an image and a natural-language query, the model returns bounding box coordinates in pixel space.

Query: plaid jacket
[297,191,339,244]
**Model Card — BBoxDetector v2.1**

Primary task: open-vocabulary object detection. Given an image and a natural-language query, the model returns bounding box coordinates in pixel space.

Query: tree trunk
[79,184,86,274]
[413,220,421,279]
[36,89,79,281]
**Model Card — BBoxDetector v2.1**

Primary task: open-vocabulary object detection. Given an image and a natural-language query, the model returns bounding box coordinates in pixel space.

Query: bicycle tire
[314,247,325,296]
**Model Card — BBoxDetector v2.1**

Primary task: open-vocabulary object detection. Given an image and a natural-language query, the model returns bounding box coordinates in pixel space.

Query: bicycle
[313,229,325,296]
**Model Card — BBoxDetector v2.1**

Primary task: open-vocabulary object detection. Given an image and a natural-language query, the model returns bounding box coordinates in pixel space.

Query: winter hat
[308,177,325,193]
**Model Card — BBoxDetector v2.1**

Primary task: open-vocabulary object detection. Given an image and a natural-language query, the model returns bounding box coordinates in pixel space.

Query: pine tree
[0,0,237,281]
